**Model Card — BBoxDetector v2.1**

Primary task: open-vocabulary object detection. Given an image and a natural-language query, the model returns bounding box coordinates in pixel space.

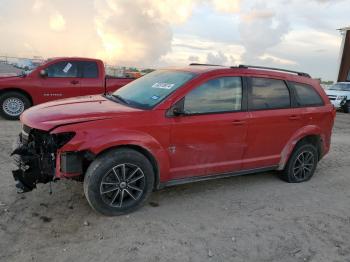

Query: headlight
[53,132,75,148]
[337,95,347,100]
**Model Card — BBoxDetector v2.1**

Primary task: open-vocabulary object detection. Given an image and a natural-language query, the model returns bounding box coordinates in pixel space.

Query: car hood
[325,89,350,96]
[21,95,143,131]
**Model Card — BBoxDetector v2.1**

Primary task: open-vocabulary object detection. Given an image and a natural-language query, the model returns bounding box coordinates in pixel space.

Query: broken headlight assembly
[52,132,76,149]
[11,127,75,193]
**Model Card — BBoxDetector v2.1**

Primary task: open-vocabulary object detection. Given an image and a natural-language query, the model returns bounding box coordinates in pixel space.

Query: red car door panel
[39,61,81,102]
[168,76,248,179]
[242,108,303,169]
[242,77,302,170]
[169,112,249,179]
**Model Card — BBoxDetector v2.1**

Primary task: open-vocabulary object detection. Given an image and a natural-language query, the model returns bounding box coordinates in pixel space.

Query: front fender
[53,125,171,183]
[278,125,325,170]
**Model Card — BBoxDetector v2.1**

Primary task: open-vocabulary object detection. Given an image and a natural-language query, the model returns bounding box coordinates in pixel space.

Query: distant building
[338,27,350,82]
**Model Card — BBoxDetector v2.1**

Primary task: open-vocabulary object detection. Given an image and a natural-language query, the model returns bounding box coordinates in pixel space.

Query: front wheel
[84,148,154,216]
[281,143,319,183]
[0,92,31,120]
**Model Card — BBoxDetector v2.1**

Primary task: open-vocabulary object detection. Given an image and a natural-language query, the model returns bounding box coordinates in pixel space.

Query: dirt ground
[0,113,350,262]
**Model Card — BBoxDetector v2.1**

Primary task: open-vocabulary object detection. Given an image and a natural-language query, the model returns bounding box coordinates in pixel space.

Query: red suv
[12,64,335,216]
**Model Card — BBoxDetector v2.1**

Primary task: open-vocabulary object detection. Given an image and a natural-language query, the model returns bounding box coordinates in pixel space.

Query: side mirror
[39,69,48,77]
[167,99,185,117]
[172,107,185,116]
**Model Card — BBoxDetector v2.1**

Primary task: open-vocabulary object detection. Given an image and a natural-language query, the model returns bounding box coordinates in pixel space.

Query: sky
[0,0,348,80]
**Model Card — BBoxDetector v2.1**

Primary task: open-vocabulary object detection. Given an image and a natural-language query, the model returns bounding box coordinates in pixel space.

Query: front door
[169,76,249,179]
[39,61,81,102]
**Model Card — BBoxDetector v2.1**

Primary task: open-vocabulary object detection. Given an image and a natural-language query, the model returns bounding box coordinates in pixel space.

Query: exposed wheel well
[0,88,33,106]
[94,145,160,190]
[294,135,323,160]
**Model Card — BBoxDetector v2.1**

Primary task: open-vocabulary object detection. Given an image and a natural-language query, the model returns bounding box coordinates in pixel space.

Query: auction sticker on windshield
[152,83,175,89]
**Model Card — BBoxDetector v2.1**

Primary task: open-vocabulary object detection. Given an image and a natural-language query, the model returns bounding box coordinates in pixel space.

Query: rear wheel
[0,91,31,120]
[84,148,154,216]
[281,143,318,183]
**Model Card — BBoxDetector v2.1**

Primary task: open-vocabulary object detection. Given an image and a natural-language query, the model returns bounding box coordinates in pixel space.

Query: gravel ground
[0,113,349,262]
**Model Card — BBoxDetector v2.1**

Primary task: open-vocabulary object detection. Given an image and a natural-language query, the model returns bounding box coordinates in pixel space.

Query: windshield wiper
[111,94,130,105]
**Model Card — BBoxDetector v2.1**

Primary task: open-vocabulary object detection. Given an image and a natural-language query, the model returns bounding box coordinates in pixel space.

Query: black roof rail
[236,64,311,78]
[189,63,223,67]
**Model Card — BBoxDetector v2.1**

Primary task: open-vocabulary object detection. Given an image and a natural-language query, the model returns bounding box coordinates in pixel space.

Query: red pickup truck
[0,57,135,119]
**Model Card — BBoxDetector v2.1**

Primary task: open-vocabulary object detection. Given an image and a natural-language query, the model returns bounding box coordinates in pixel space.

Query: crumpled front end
[11,125,75,193]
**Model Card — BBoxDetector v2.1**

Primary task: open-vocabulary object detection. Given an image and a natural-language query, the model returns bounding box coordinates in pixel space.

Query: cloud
[211,0,240,13]
[206,51,228,65]
[0,0,346,80]
[49,12,66,32]
[258,54,297,66]
[188,55,199,62]
[32,0,43,12]
[239,4,289,64]
[94,0,174,66]
[93,0,243,66]
[242,10,275,22]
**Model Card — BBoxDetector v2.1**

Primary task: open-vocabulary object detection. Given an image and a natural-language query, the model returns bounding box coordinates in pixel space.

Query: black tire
[84,148,155,216]
[0,91,31,120]
[343,101,350,113]
[280,143,319,183]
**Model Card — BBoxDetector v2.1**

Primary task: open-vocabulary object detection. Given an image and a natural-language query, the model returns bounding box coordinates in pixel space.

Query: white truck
[325,82,350,113]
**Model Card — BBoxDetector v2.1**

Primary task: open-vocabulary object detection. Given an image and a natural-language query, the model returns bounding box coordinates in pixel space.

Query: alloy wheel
[100,163,146,208]
[292,151,315,181]
[2,97,25,117]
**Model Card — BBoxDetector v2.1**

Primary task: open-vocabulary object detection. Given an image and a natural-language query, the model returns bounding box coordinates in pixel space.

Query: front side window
[112,70,196,109]
[290,82,324,106]
[249,78,290,110]
[47,61,78,78]
[81,61,98,78]
[184,77,242,114]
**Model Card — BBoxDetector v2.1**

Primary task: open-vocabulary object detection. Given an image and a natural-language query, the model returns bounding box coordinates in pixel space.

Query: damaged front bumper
[11,125,77,193]
[11,130,56,193]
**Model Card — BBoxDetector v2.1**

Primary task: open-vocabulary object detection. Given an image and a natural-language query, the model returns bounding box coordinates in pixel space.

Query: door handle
[70,80,79,85]
[289,115,301,120]
[232,120,246,125]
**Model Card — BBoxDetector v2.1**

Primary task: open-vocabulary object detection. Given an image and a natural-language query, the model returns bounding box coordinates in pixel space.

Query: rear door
[242,77,303,170]
[39,61,81,102]
[169,76,250,179]
[78,61,104,96]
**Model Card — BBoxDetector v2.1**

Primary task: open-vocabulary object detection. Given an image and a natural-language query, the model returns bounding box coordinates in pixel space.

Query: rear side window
[184,77,242,114]
[289,82,324,107]
[248,78,290,110]
[47,61,78,78]
[80,61,98,78]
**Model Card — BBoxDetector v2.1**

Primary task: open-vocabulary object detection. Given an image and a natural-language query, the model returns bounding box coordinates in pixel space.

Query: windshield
[329,83,350,91]
[112,70,196,109]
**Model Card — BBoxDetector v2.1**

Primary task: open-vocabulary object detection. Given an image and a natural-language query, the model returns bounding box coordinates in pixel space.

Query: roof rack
[236,64,311,78]
[189,63,223,67]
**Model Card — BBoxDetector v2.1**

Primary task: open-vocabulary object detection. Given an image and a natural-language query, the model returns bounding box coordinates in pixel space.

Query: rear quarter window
[80,61,98,78]
[289,82,324,107]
